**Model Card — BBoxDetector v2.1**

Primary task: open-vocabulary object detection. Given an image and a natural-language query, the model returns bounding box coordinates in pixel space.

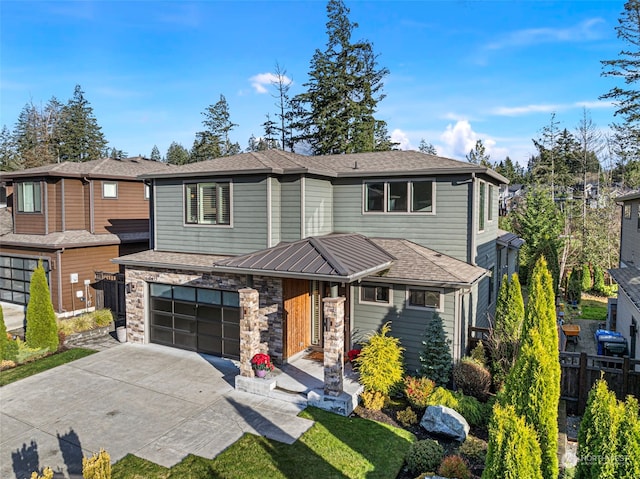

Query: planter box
[64,325,112,346]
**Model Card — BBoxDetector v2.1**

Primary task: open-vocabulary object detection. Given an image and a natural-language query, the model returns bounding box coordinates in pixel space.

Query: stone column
[323,296,345,396]
[239,288,260,377]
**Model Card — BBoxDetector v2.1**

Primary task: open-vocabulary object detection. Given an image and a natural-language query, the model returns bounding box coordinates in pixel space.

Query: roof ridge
[309,236,350,276]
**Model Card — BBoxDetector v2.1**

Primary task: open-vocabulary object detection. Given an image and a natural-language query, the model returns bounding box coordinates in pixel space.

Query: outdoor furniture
[562,324,581,344]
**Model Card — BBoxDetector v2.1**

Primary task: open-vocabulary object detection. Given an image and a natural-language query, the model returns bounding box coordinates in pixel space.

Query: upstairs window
[16,181,42,213]
[102,181,118,198]
[185,181,231,225]
[624,204,631,219]
[488,185,494,221]
[364,180,434,214]
[478,181,486,231]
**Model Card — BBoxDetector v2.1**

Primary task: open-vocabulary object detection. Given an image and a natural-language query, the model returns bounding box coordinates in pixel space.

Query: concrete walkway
[0,344,313,479]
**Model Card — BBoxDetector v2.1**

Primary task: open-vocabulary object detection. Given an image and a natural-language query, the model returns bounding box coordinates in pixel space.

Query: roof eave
[112,258,215,273]
[363,271,488,289]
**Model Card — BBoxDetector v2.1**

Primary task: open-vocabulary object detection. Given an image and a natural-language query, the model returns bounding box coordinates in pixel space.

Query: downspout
[267,176,272,247]
[56,249,64,312]
[44,180,49,235]
[61,178,65,231]
[453,289,461,360]
[300,176,306,239]
[153,179,158,250]
[470,173,477,266]
[87,178,94,234]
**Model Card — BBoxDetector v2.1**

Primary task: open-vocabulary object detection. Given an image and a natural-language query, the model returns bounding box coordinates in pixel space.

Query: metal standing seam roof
[609,267,640,310]
[497,229,525,249]
[212,233,396,282]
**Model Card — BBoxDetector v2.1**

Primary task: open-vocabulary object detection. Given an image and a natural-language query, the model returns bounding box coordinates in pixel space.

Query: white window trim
[359,283,393,306]
[102,181,118,199]
[406,286,444,312]
[144,183,150,200]
[478,180,486,232]
[362,179,436,215]
[17,181,42,213]
[488,184,494,222]
[183,180,233,228]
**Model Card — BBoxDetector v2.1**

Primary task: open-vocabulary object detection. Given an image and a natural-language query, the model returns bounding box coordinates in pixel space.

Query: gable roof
[0,157,173,181]
[616,190,640,202]
[139,150,508,184]
[609,267,640,311]
[213,233,395,282]
[497,229,525,249]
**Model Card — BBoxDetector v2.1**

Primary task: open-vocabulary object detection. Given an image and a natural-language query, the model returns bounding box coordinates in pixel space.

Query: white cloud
[391,129,415,150]
[492,100,615,117]
[439,120,478,159]
[249,72,293,94]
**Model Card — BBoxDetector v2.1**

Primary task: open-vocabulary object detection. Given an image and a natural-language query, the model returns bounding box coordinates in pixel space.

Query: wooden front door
[283,278,310,359]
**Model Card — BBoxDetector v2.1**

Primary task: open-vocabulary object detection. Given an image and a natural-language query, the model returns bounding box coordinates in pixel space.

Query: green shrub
[453,357,492,401]
[567,268,582,305]
[93,309,114,327]
[483,403,543,479]
[458,435,487,464]
[83,449,111,479]
[405,439,444,476]
[26,261,59,352]
[15,338,49,363]
[418,313,452,386]
[396,407,418,428]
[581,264,592,292]
[618,396,640,479]
[438,455,471,479]
[593,265,606,295]
[403,375,435,410]
[355,322,404,410]
[424,386,489,428]
[57,309,114,335]
[360,390,386,410]
[470,341,487,366]
[30,467,53,479]
[1,306,18,361]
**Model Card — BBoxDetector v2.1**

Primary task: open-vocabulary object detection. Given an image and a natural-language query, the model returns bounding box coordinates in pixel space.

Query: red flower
[251,353,274,371]
[347,349,361,363]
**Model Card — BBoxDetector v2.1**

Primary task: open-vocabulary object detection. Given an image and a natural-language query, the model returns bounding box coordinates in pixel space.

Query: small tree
[418,313,452,386]
[0,305,18,361]
[593,265,606,295]
[25,261,59,352]
[618,396,640,479]
[567,268,582,304]
[581,264,592,292]
[355,322,404,410]
[482,404,543,479]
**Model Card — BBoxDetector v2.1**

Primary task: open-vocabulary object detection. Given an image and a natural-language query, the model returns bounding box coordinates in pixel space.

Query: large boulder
[420,405,469,442]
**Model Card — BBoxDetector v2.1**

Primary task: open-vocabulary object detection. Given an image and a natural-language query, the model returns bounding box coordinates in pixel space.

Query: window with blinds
[184,182,231,225]
[17,181,42,213]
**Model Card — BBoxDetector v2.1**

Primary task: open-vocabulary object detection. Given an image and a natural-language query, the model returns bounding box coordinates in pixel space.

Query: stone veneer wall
[124,267,283,361]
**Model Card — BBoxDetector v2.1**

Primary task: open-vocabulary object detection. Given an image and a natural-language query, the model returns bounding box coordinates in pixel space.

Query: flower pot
[255,369,267,378]
[116,326,127,343]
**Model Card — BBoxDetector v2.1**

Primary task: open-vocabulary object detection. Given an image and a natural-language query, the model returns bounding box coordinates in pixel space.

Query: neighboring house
[609,191,640,361]
[114,150,520,372]
[499,183,524,216]
[0,157,172,316]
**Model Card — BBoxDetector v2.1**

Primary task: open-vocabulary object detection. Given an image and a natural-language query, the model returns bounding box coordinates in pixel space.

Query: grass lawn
[112,407,415,479]
[0,348,96,386]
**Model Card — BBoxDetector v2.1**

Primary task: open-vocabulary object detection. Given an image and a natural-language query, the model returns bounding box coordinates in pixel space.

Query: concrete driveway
[0,343,313,479]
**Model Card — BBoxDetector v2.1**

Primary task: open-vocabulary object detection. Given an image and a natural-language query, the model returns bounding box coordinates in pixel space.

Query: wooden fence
[94,271,125,322]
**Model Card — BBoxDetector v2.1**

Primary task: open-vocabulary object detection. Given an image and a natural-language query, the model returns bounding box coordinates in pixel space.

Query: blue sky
[0,0,623,166]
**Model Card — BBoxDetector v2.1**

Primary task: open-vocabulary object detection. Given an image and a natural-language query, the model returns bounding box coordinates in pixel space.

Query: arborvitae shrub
[355,322,404,410]
[419,313,452,386]
[82,449,111,479]
[437,455,471,479]
[482,404,543,479]
[396,406,418,428]
[30,468,53,479]
[567,268,582,304]
[25,261,59,352]
[617,396,640,479]
[470,341,487,367]
[405,439,444,476]
[593,265,606,295]
[403,375,435,410]
[581,264,592,292]
[452,357,492,401]
[1,306,18,361]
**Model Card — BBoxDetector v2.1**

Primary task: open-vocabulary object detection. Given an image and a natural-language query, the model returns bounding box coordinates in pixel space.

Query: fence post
[623,356,630,398]
[578,352,588,414]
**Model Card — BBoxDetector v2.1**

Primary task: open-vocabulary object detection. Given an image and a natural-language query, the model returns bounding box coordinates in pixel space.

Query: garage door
[0,255,50,305]
[149,283,240,359]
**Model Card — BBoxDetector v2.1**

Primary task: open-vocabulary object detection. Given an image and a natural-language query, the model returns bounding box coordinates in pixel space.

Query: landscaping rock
[420,405,469,442]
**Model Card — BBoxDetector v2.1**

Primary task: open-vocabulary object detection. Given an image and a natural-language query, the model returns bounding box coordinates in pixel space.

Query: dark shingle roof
[0,157,173,181]
[139,150,508,184]
[367,238,487,287]
[609,267,640,310]
[213,233,395,281]
[0,230,148,248]
[616,190,640,202]
[113,250,229,272]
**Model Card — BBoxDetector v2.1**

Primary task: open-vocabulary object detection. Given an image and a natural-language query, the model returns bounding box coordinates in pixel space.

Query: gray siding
[270,177,281,247]
[304,177,333,237]
[474,181,499,322]
[280,176,302,242]
[154,176,269,255]
[352,284,457,372]
[332,177,471,261]
[621,199,640,267]
[615,286,639,360]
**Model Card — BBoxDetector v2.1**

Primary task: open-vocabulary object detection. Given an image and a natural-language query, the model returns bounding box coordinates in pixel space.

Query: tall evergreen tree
[293,0,389,155]
[418,139,437,155]
[0,125,20,171]
[25,261,59,352]
[150,145,162,161]
[13,98,63,167]
[271,63,293,150]
[466,139,492,167]
[58,85,107,162]
[166,141,191,165]
[418,313,452,386]
[192,94,240,161]
[618,396,640,479]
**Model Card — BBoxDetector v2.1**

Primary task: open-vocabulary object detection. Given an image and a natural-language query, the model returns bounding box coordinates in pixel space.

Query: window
[102,182,117,198]
[407,288,442,310]
[360,284,391,305]
[624,204,631,219]
[478,181,486,231]
[364,180,434,214]
[185,181,231,225]
[144,184,150,200]
[16,181,42,213]
[488,185,494,221]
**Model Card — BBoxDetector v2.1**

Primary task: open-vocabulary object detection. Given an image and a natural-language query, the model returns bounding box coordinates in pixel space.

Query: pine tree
[418,139,437,155]
[150,145,162,161]
[466,139,492,167]
[293,0,389,155]
[58,85,107,162]
[0,125,20,171]
[193,94,240,161]
[25,261,59,352]
[482,404,543,479]
[166,141,191,165]
[419,313,452,386]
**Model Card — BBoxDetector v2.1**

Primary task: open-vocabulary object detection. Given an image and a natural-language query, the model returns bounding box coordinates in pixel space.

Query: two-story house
[114,150,520,373]
[0,157,172,320]
[609,191,640,361]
